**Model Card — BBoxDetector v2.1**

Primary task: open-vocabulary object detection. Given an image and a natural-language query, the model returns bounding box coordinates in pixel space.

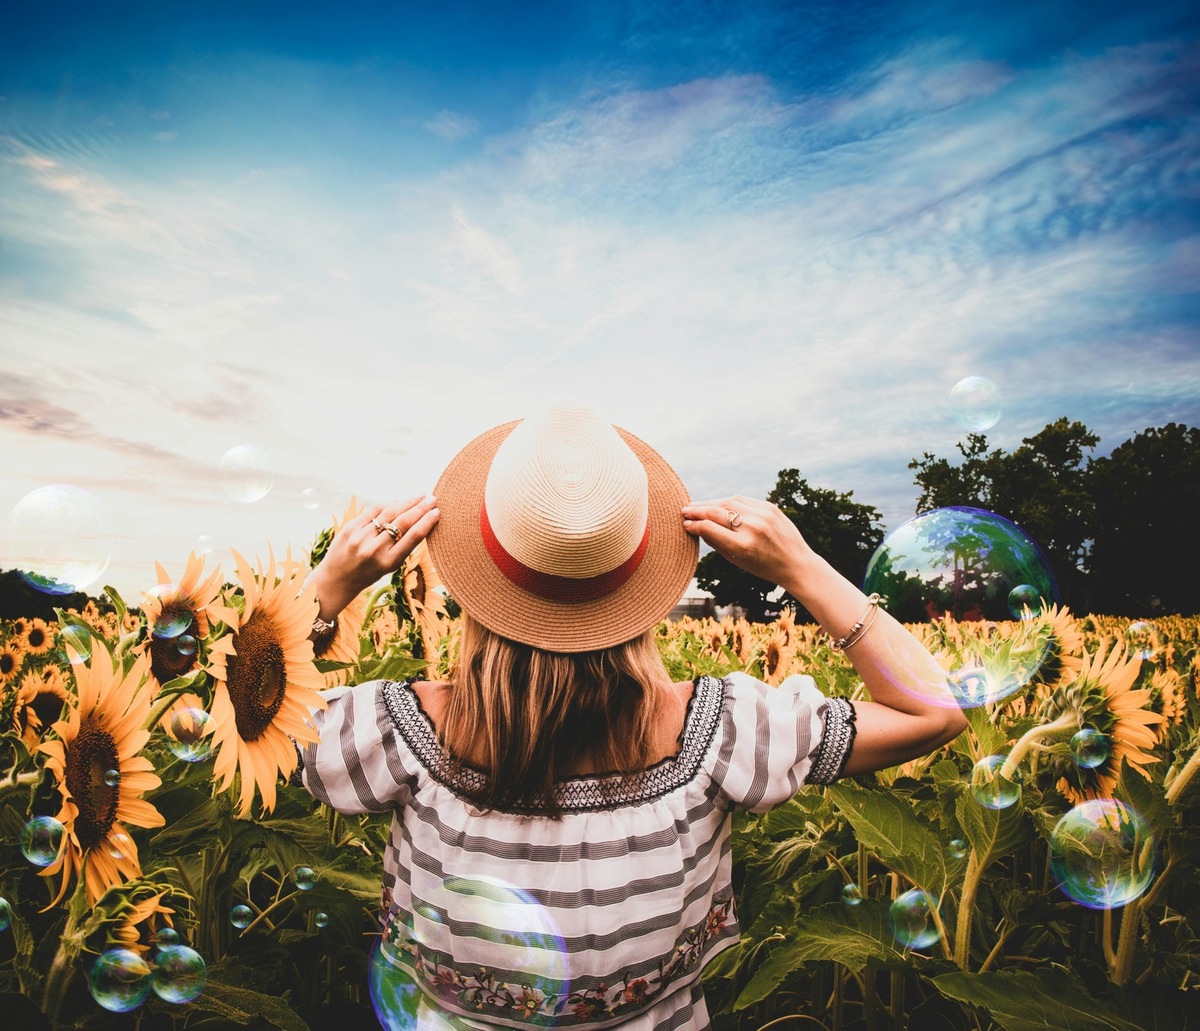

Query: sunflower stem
[238,890,299,935]
[999,711,1079,781]
[954,848,982,969]
[361,584,396,631]
[0,770,42,800]
[1164,744,1200,805]
[143,682,203,733]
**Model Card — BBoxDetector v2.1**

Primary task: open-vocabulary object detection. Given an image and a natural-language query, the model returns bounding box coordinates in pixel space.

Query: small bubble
[153,927,180,947]
[107,831,133,861]
[167,707,212,762]
[293,866,317,891]
[152,944,207,1004]
[104,769,120,787]
[1007,584,1044,620]
[7,484,114,595]
[220,445,273,504]
[144,584,192,639]
[0,897,11,931]
[59,625,92,665]
[889,889,941,949]
[314,911,329,928]
[950,375,1001,432]
[195,534,216,555]
[1050,799,1156,910]
[20,816,65,866]
[229,905,253,930]
[1124,621,1158,661]
[841,883,863,907]
[176,634,197,656]
[948,839,968,860]
[88,948,152,1013]
[1070,728,1109,769]
[970,755,1020,810]
[301,487,322,511]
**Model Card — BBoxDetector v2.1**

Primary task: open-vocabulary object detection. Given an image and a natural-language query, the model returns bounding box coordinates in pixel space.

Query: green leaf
[933,969,1144,1031]
[955,791,1029,871]
[734,900,902,1008]
[826,783,947,894]
[189,977,311,1030]
[964,705,1007,755]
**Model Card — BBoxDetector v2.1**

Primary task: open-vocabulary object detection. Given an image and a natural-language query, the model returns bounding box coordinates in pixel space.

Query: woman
[298,403,967,1031]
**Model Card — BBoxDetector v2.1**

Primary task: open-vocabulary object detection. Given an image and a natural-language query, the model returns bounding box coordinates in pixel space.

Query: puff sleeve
[296,681,419,814]
[706,671,857,813]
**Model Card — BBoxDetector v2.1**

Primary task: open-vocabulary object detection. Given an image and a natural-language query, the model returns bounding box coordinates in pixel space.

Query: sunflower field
[0,516,1197,1030]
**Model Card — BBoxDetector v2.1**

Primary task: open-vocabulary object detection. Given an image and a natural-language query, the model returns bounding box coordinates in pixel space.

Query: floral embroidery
[384,898,734,1025]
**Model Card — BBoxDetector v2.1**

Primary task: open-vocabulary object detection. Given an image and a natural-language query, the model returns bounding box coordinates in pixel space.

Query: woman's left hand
[308,495,440,618]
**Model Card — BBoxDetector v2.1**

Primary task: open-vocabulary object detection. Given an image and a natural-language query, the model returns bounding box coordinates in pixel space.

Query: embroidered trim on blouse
[379,676,726,815]
[380,897,734,1027]
[806,696,857,785]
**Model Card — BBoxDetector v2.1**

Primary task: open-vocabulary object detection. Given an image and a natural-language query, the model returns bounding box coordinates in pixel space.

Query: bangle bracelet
[830,594,883,651]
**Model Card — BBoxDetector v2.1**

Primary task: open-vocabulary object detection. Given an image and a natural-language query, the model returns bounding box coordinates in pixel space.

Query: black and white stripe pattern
[299,670,853,1029]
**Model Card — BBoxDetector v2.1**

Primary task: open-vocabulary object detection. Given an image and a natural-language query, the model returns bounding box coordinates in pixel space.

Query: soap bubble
[167,707,212,762]
[59,624,92,665]
[1125,621,1158,661]
[144,584,193,639]
[841,883,863,906]
[948,839,968,860]
[107,831,133,861]
[301,487,322,511]
[104,769,120,787]
[1070,728,1109,769]
[1007,583,1044,620]
[1050,799,1156,910]
[152,944,207,1003]
[864,507,1058,626]
[220,445,272,504]
[229,905,253,929]
[889,889,941,949]
[88,948,152,1013]
[314,911,329,928]
[0,897,11,931]
[176,634,197,656]
[945,663,1026,709]
[293,866,317,891]
[970,755,1020,810]
[21,816,64,866]
[153,927,180,947]
[195,533,216,555]
[372,876,570,1029]
[7,485,113,594]
[951,376,1001,432]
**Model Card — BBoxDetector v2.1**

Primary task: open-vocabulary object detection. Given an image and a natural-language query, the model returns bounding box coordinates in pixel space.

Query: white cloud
[423,109,479,142]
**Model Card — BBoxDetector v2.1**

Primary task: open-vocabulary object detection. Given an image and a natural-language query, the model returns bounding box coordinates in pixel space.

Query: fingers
[374,495,439,550]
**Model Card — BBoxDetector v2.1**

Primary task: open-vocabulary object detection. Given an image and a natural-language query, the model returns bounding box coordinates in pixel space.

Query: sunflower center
[64,714,120,852]
[227,614,287,742]
[0,653,15,676]
[28,627,46,649]
[150,623,199,685]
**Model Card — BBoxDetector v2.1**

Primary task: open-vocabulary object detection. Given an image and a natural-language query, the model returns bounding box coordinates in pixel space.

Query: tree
[1087,423,1200,615]
[696,470,885,622]
[0,569,89,620]
[909,418,1099,610]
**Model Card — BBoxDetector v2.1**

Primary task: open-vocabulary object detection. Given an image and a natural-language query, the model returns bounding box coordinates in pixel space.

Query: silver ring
[727,510,743,529]
[372,518,388,535]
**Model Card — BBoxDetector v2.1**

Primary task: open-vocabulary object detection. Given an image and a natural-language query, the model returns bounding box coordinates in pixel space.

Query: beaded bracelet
[830,593,883,651]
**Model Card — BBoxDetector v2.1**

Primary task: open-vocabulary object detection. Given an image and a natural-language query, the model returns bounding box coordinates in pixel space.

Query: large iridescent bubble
[1050,799,1156,910]
[864,507,1058,624]
[371,876,570,1030]
[6,485,113,595]
[950,376,1001,432]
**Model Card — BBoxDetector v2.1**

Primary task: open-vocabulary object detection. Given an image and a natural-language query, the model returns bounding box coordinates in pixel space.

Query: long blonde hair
[440,612,674,815]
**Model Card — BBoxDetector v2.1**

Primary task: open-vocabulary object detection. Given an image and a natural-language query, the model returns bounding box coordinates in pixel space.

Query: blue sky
[1,0,1198,599]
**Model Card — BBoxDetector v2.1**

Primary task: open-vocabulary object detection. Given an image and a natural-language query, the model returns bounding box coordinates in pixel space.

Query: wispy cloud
[423,109,479,142]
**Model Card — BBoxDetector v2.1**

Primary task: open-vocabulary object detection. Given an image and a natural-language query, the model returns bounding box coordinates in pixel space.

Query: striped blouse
[298,671,856,1031]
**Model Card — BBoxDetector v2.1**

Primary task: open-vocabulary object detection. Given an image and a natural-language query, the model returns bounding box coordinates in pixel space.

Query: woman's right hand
[308,495,440,619]
[681,496,815,592]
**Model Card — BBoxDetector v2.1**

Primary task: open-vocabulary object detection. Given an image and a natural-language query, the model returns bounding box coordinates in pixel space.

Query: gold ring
[727,510,743,529]
[384,522,402,542]
[372,518,388,535]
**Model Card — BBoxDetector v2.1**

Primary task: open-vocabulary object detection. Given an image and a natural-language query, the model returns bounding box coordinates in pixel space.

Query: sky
[1,0,1198,601]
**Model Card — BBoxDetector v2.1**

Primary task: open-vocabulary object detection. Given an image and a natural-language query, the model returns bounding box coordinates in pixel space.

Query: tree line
[697,420,1200,621]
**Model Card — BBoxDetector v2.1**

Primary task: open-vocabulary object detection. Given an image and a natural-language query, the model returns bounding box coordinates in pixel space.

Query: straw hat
[426,404,698,652]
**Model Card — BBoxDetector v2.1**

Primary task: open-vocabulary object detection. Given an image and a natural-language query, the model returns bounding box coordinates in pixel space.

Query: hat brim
[426,419,698,652]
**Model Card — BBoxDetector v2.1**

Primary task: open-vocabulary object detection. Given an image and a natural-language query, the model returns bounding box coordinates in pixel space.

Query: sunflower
[313,499,370,664]
[1048,639,1165,805]
[38,650,164,907]
[0,641,24,686]
[140,552,235,691]
[208,549,326,816]
[370,607,401,655]
[109,889,176,956]
[400,541,449,661]
[20,618,55,656]
[762,628,793,685]
[1023,604,1085,696]
[13,666,70,751]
